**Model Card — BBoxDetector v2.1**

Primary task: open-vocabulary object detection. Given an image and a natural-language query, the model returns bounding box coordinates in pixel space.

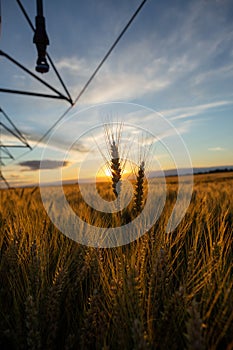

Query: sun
[104,167,130,178]
[105,168,112,177]
[97,162,132,181]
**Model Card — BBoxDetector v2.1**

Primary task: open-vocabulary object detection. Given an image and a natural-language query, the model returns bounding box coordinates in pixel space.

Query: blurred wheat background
[0,172,232,350]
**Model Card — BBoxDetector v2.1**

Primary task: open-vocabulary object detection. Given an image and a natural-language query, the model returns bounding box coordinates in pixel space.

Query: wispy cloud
[56,57,93,79]
[161,101,233,120]
[13,0,231,112]
[193,63,233,86]
[208,147,226,151]
[54,52,171,104]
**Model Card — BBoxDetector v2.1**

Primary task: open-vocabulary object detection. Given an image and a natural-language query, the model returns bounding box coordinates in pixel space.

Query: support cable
[1,147,14,159]
[0,109,32,176]
[0,170,10,188]
[0,108,28,144]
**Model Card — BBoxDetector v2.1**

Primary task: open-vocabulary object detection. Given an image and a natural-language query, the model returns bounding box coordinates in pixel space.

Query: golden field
[0,172,232,350]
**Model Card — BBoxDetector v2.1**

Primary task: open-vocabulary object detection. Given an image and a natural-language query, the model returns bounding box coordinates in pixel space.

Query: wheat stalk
[133,160,145,215]
[132,132,153,215]
[110,139,122,198]
[104,122,124,202]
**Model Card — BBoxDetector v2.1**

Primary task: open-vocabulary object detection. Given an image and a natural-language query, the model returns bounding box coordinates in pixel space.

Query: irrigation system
[0,0,148,188]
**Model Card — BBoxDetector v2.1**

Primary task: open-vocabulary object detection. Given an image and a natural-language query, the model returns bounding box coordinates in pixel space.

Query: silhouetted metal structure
[0,170,10,189]
[33,0,50,73]
[0,0,148,188]
[0,108,31,188]
[0,0,73,104]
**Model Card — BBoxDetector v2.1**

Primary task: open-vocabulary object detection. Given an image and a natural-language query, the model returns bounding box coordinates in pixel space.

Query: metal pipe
[37,0,43,16]
[0,88,69,101]
[0,145,31,148]
[15,0,73,102]
[0,121,29,144]
[0,108,28,143]
[0,50,70,103]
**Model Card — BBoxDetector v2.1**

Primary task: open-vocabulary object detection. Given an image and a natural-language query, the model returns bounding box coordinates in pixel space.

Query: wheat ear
[110,139,122,198]
[134,160,145,214]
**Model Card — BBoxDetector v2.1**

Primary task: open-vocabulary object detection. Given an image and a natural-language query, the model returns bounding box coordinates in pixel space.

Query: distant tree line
[196,168,233,175]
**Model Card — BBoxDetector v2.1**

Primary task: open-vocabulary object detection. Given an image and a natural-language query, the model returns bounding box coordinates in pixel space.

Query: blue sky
[1,0,233,186]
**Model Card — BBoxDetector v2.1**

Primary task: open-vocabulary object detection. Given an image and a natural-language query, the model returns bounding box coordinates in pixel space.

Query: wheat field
[0,172,232,350]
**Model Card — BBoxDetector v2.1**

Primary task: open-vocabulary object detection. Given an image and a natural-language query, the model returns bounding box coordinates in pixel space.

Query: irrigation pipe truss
[1,0,148,169]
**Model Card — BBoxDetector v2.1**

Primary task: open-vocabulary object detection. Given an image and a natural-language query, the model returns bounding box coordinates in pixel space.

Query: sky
[0,0,233,187]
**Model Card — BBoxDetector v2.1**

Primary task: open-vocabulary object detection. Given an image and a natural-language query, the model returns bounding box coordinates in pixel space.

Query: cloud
[13,74,26,80]
[53,3,233,106]
[54,52,171,104]
[5,0,231,135]
[193,63,233,86]
[161,100,233,120]
[56,57,92,76]
[18,160,71,171]
[208,147,226,151]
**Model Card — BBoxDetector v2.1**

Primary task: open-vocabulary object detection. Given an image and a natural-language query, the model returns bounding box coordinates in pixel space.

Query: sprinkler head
[35,56,49,73]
